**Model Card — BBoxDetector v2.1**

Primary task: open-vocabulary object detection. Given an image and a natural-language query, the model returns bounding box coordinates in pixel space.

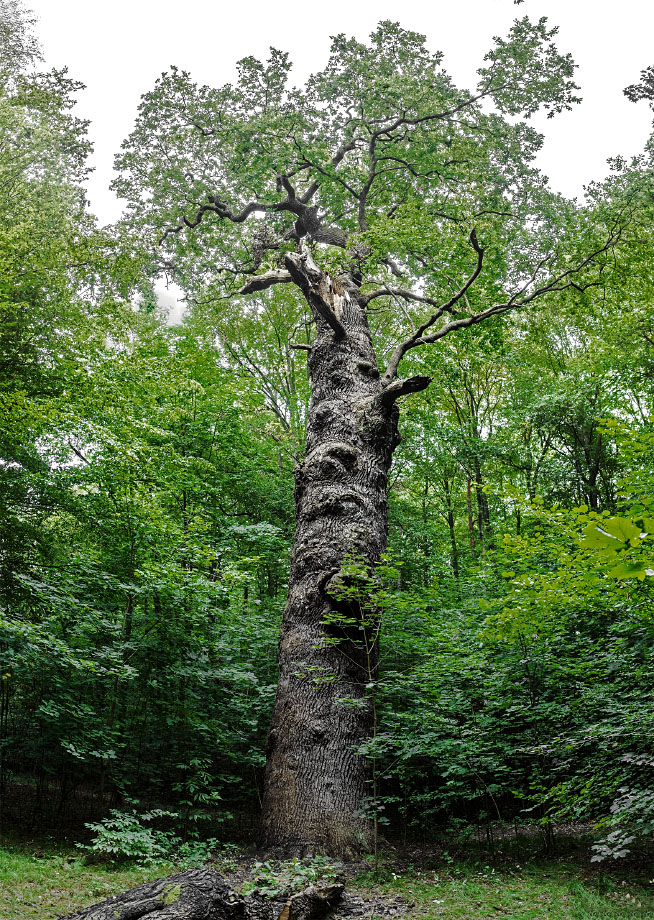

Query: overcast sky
[26,0,654,230]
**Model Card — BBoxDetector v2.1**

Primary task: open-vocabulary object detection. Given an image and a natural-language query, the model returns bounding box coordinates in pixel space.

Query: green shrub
[79,809,177,864]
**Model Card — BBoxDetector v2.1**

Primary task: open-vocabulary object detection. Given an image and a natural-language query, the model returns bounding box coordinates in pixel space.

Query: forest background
[2,0,654,910]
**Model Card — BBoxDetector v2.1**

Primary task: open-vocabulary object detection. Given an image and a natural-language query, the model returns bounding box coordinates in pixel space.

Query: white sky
[27,0,654,230]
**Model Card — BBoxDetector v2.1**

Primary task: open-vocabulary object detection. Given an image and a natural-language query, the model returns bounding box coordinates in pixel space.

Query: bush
[79,808,177,864]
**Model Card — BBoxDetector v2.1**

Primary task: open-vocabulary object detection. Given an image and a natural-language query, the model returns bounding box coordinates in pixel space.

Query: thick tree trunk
[261,258,401,855]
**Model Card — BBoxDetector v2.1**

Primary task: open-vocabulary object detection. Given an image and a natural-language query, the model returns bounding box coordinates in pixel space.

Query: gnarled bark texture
[261,258,402,855]
[58,868,246,920]
[58,868,343,920]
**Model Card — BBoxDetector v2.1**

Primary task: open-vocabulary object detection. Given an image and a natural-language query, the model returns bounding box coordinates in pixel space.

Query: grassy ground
[352,864,654,919]
[0,840,179,919]
[1,837,654,920]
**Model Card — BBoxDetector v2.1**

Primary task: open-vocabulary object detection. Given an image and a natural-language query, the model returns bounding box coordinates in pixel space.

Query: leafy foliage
[1,0,654,868]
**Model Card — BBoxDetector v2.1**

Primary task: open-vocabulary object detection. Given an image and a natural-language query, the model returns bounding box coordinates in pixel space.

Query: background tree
[0,3,289,837]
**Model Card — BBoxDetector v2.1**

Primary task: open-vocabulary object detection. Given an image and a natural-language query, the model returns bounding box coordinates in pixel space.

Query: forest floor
[2,832,654,920]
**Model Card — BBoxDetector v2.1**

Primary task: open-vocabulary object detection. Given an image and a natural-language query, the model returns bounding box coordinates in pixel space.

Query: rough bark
[58,868,247,920]
[58,869,343,920]
[260,257,403,856]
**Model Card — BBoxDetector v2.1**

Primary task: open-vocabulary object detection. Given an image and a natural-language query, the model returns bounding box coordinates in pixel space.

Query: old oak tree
[114,19,624,855]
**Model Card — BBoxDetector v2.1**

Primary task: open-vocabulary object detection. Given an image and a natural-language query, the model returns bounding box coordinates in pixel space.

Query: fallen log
[57,868,344,920]
[58,867,247,920]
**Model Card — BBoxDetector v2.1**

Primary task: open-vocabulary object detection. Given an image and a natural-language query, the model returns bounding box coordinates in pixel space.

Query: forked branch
[235,269,292,296]
[380,224,622,385]
[379,229,484,384]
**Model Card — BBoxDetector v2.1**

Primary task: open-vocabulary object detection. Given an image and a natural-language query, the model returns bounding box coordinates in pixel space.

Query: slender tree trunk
[261,262,401,855]
[587,465,600,511]
[474,456,489,545]
[466,477,476,549]
[421,473,431,586]
[443,475,459,578]
[526,468,535,503]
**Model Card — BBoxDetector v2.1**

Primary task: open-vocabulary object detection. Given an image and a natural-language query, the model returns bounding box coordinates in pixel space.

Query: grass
[353,863,654,919]
[0,840,179,919]
[1,837,654,919]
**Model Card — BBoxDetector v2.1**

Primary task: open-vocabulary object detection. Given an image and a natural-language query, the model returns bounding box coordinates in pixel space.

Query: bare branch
[277,174,297,199]
[160,199,269,244]
[371,88,493,143]
[381,229,485,383]
[381,226,622,381]
[380,375,432,405]
[160,183,348,252]
[293,143,361,201]
[364,287,448,310]
[159,189,311,245]
[68,442,92,466]
[190,120,218,138]
[235,269,293,296]
[297,138,358,204]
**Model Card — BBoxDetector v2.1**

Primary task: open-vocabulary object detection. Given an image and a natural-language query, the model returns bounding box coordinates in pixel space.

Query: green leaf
[581,517,641,550]
[607,561,649,581]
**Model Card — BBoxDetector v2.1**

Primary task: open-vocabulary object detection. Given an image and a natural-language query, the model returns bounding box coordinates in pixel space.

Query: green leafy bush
[592,754,654,861]
[79,809,177,864]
